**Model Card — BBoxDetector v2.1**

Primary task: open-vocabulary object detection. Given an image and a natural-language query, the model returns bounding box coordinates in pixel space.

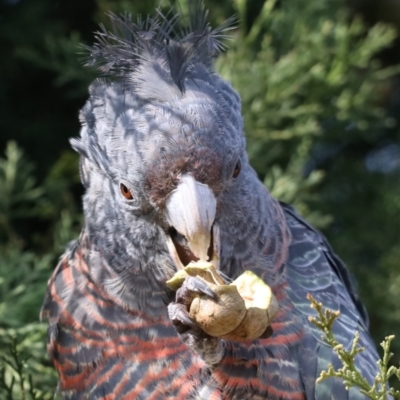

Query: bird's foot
[168,276,223,366]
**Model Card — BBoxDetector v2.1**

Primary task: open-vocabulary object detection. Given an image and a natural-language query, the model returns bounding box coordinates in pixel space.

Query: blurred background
[1,0,400,397]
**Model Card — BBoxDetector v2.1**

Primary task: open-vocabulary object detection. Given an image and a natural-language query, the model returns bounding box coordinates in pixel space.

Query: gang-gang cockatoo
[41,3,381,399]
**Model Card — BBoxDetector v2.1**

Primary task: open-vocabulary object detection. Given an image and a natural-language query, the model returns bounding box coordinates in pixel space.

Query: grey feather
[83,3,236,93]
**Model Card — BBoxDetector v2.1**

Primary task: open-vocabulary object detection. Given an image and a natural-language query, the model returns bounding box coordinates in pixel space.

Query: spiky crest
[83,2,236,93]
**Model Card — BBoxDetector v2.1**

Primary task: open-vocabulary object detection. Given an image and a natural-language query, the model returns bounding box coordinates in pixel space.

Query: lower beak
[165,174,220,270]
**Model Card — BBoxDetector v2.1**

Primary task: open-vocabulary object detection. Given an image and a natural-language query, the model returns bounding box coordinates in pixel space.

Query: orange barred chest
[44,252,305,400]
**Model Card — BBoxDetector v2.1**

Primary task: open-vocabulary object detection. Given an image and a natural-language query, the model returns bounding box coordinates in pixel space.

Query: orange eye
[120,183,133,200]
[232,159,241,178]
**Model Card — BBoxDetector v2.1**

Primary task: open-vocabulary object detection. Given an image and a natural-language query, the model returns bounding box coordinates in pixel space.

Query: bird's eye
[232,159,241,178]
[120,183,133,200]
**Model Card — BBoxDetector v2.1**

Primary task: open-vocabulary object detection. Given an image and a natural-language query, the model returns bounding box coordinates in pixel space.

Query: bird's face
[74,76,245,277]
[145,88,246,273]
[72,8,248,280]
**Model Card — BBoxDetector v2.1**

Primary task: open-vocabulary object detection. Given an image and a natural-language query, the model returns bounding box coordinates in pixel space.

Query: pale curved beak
[165,174,219,267]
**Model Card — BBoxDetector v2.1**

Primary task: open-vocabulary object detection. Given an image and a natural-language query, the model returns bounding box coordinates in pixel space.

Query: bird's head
[70,5,274,285]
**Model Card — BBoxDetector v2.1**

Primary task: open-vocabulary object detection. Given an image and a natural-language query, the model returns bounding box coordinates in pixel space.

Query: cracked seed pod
[221,271,279,341]
[167,263,279,341]
[166,261,225,290]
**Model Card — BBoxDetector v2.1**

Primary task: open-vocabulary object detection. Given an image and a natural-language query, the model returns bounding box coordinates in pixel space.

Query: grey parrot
[41,3,382,399]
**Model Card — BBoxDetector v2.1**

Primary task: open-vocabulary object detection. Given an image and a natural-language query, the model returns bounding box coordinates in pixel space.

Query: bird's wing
[40,245,117,399]
[40,242,205,400]
[280,202,380,399]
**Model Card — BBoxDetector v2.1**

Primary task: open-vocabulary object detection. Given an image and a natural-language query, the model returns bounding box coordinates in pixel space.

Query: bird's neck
[79,224,175,314]
[218,170,290,286]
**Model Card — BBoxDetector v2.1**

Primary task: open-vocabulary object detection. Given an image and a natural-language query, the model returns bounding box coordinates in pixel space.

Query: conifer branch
[307,293,400,399]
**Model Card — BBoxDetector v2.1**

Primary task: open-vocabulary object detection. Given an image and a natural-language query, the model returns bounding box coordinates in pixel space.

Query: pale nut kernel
[221,293,279,341]
[225,271,279,340]
[189,282,247,337]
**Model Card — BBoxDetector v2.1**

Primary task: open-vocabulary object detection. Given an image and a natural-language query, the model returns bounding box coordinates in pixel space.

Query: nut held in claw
[166,262,279,341]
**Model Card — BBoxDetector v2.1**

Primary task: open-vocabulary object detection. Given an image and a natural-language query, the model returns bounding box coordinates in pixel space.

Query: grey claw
[168,302,198,331]
[187,276,217,299]
[176,276,217,305]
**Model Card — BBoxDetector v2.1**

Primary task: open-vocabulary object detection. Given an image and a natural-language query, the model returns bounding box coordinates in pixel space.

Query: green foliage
[308,294,400,399]
[0,142,43,245]
[217,0,400,226]
[0,143,81,397]
[0,333,57,400]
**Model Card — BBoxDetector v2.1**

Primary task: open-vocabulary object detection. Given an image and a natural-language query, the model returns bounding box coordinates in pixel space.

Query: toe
[168,302,198,332]
[176,276,217,305]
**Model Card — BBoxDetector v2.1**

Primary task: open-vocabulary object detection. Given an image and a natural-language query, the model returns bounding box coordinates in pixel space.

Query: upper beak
[165,174,218,267]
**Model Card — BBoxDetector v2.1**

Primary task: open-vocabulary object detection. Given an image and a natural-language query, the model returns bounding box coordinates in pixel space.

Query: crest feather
[83,2,236,93]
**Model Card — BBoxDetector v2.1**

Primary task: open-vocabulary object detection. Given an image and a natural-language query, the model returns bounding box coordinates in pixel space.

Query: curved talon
[168,303,198,332]
[168,277,223,366]
[176,276,217,305]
